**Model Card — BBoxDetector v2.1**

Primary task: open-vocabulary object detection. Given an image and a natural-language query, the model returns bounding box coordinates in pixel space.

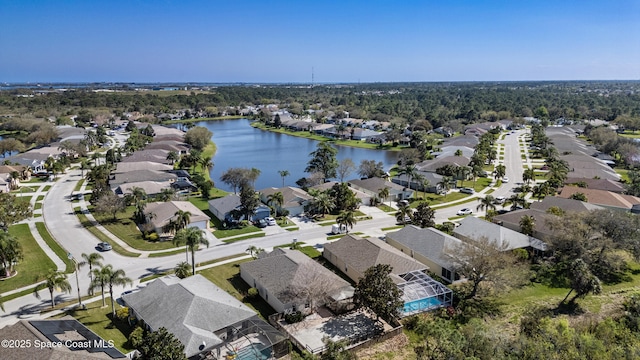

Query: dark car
[254,219,268,228]
[96,242,112,251]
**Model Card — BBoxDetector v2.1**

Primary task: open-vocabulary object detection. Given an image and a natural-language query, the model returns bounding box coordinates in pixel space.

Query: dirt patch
[356,333,411,360]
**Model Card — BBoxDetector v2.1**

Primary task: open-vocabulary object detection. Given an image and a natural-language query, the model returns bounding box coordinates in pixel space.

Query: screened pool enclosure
[398,270,453,317]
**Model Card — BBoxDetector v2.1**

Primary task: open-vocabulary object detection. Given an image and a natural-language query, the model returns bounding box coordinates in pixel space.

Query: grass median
[75,211,140,257]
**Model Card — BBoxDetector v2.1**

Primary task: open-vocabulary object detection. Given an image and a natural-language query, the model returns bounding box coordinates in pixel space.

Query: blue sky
[1,0,638,83]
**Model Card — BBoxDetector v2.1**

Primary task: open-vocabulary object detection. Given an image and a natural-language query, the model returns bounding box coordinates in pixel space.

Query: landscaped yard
[54,298,134,354]
[92,206,177,251]
[412,191,468,207]
[0,224,57,293]
[199,260,276,319]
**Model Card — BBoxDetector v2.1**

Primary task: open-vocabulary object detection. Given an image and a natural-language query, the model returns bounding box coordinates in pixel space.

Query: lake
[194,119,399,191]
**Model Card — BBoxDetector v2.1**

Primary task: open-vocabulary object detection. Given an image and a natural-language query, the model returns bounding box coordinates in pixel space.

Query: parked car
[255,219,268,228]
[457,208,473,216]
[331,224,348,235]
[460,187,475,194]
[502,176,509,183]
[494,196,506,204]
[266,217,277,226]
[96,242,112,251]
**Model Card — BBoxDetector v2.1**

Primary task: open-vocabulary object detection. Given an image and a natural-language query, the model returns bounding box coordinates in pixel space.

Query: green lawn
[471,178,492,192]
[75,211,140,257]
[55,298,134,354]
[36,195,44,201]
[0,224,57,293]
[74,178,85,192]
[616,168,631,183]
[412,192,468,207]
[618,131,640,139]
[213,225,262,238]
[43,185,51,191]
[285,227,299,231]
[221,233,266,243]
[35,222,73,273]
[377,204,395,212]
[381,225,403,231]
[299,246,322,259]
[199,260,276,320]
[92,206,177,251]
[148,248,188,258]
[252,122,407,151]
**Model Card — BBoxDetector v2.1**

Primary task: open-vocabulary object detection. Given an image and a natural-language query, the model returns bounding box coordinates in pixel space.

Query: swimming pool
[402,297,444,315]
[235,343,271,360]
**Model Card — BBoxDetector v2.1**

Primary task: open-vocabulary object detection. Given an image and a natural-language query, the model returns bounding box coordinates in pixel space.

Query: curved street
[0,129,527,328]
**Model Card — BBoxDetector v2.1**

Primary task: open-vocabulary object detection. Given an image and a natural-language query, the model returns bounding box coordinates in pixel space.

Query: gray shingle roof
[323,234,426,282]
[453,216,536,250]
[144,201,210,230]
[123,275,256,358]
[240,249,351,305]
[347,177,405,193]
[111,169,177,188]
[385,225,461,270]
[529,196,604,213]
[208,194,242,217]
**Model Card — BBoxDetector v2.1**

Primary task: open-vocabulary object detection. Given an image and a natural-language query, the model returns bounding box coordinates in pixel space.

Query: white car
[266,217,277,226]
[502,176,509,183]
[494,196,506,204]
[457,208,473,216]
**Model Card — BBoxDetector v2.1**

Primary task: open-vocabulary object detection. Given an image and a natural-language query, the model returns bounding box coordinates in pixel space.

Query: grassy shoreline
[162,115,243,124]
[251,121,408,151]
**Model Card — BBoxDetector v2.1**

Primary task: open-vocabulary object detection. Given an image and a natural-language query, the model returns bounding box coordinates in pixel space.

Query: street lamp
[67,253,82,307]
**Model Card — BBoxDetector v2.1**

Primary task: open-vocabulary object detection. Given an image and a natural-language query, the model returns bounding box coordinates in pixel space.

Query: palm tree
[395,202,413,226]
[174,261,191,279]
[523,167,535,185]
[80,252,103,295]
[458,166,471,187]
[105,266,133,317]
[80,159,91,178]
[173,210,192,232]
[166,151,180,165]
[532,182,552,201]
[199,155,213,174]
[278,170,290,187]
[90,266,110,307]
[173,227,210,275]
[506,194,528,211]
[245,245,264,259]
[158,188,175,202]
[336,210,357,233]
[494,164,506,181]
[438,176,453,199]
[398,164,418,190]
[311,192,335,217]
[267,192,284,214]
[476,195,497,213]
[34,270,72,308]
[378,187,390,206]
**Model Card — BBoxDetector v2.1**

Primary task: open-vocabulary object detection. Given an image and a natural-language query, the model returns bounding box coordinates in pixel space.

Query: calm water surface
[195,119,399,191]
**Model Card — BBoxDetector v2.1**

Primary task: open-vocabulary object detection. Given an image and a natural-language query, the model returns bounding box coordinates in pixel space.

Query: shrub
[129,326,144,348]
[284,311,305,324]
[115,307,129,321]
[146,232,159,242]
[247,287,259,299]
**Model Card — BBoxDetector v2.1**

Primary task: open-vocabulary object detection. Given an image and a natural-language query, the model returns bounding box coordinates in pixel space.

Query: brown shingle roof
[558,186,640,210]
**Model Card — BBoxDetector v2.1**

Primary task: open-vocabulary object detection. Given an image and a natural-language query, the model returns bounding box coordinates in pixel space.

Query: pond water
[193,119,399,191]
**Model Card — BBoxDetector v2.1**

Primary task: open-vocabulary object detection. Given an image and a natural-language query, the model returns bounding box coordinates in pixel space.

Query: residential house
[208,194,270,223]
[115,180,173,198]
[145,140,190,155]
[309,181,372,205]
[453,216,546,252]
[114,161,174,173]
[492,209,558,242]
[558,186,640,211]
[323,234,426,284]
[563,177,626,193]
[110,169,177,191]
[143,201,210,236]
[258,186,312,216]
[323,234,452,316]
[385,225,462,283]
[529,196,605,214]
[121,149,172,164]
[0,165,30,192]
[150,124,186,137]
[347,177,413,202]
[6,152,50,172]
[123,275,286,360]
[351,128,383,141]
[0,318,126,359]
[240,248,353,314]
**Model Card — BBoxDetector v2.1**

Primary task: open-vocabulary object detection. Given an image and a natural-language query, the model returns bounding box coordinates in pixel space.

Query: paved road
[0,129,525,328]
